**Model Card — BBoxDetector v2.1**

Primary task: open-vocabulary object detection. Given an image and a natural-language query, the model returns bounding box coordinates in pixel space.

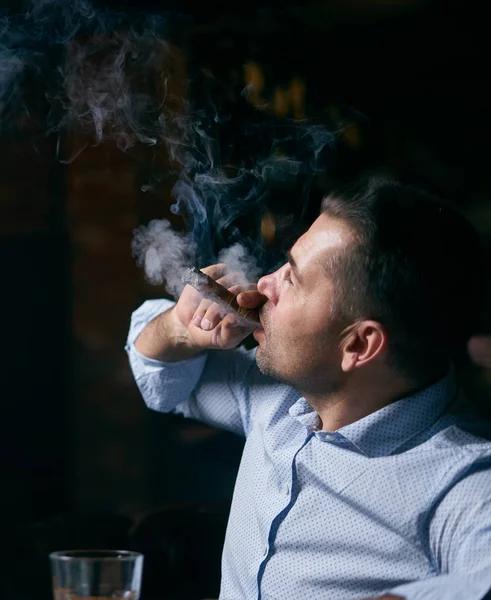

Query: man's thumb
[237,290,266,308]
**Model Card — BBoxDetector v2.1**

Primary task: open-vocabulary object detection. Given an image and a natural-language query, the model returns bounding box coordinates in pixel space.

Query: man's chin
[255,349,269,376]
[255,350,280,380]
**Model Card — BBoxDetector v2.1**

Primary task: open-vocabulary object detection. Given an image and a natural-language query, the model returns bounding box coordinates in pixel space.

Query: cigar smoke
[1,0,339,293]
[131,219,196,297]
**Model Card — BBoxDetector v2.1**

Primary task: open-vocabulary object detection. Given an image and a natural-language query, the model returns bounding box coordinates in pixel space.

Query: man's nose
[257,272,278,304]
[256,274,269,296]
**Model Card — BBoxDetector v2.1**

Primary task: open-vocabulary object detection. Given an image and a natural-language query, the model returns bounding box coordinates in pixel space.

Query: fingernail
[193,315,202,327]
[201,319,211,331]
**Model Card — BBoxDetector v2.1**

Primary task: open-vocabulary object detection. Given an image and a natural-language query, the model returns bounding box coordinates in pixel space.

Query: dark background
[1,0,491,598]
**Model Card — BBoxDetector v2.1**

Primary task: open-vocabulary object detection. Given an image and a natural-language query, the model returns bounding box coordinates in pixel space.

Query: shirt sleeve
[125,299,267,437]
[389,454,491,600]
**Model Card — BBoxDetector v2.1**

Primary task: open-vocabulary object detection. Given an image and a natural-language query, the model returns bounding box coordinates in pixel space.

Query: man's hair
[321,174,488,382]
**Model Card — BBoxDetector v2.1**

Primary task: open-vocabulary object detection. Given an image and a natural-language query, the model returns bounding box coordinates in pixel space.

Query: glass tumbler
[50,550,143,599]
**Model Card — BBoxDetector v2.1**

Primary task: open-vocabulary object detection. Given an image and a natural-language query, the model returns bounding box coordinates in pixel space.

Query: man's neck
[303,369,434,432]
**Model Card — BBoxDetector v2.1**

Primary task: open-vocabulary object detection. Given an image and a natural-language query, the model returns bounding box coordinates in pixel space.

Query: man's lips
[253,320,265,341]
[253,327,264,341]
[252,308,268,340]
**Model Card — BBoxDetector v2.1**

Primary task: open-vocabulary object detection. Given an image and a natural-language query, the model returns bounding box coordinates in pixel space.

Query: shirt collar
[289,369,458,457]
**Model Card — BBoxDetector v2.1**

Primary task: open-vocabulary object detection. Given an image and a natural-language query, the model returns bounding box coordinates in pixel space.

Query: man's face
[254,213,353,393]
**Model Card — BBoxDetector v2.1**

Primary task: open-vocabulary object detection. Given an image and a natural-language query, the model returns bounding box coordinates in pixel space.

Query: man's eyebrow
[286,249,302,282]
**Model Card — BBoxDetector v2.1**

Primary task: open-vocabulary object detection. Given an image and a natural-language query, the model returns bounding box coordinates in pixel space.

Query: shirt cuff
[126,298,176,347]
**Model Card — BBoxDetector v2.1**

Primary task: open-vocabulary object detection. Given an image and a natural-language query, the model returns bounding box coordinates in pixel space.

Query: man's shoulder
[429,417,491,510]
[396,411,491,506]
[429,407,491,460]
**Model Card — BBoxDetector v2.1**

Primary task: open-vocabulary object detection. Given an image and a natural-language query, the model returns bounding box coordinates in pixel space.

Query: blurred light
[261,212,276,244]
[244,62,306,119]
[290,78,306,120]
[243,62,268,110]
[273,87,290,118]
[340,124,363,149]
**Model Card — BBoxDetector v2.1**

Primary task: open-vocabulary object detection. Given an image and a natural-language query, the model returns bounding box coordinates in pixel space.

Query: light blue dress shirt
[126,299,491,600]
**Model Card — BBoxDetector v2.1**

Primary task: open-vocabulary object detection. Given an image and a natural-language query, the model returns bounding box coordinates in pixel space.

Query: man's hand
[134,263,265,361]
[174,263,266,350]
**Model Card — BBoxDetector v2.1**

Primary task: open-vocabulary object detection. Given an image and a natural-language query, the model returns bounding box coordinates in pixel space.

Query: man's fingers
[237,289,267,308]
[200,302,226,331]
[194,289,258,332]
[216,314,250,348]
[199,263,229,280]
[182,264,263,344]
[191,299,213,328]
[227,283,257,296]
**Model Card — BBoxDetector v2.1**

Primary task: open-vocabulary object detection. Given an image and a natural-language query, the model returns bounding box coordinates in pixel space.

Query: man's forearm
[133,306,202,362]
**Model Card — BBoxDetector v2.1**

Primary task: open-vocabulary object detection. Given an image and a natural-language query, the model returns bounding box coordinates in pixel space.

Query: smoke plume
[1,0,338,296]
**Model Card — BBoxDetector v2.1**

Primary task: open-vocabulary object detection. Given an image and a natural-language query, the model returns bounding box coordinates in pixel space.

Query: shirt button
[324,433,334,441]
[282,483,290,495]
[263,547,268,557]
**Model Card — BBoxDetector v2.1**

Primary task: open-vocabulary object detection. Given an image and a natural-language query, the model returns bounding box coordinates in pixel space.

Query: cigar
[182,266,261,325]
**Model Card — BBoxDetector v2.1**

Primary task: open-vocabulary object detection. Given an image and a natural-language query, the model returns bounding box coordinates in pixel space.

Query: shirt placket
[256,431,314,600]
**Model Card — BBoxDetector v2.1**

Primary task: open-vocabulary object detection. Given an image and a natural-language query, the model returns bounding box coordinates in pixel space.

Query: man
[126,175,491,600]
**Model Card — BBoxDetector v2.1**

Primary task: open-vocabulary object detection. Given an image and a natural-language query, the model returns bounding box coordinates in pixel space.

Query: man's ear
[340,320,388,372]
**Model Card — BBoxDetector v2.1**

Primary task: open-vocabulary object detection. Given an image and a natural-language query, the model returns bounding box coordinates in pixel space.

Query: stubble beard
[255,326,346,395]
[255,330,293,384]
